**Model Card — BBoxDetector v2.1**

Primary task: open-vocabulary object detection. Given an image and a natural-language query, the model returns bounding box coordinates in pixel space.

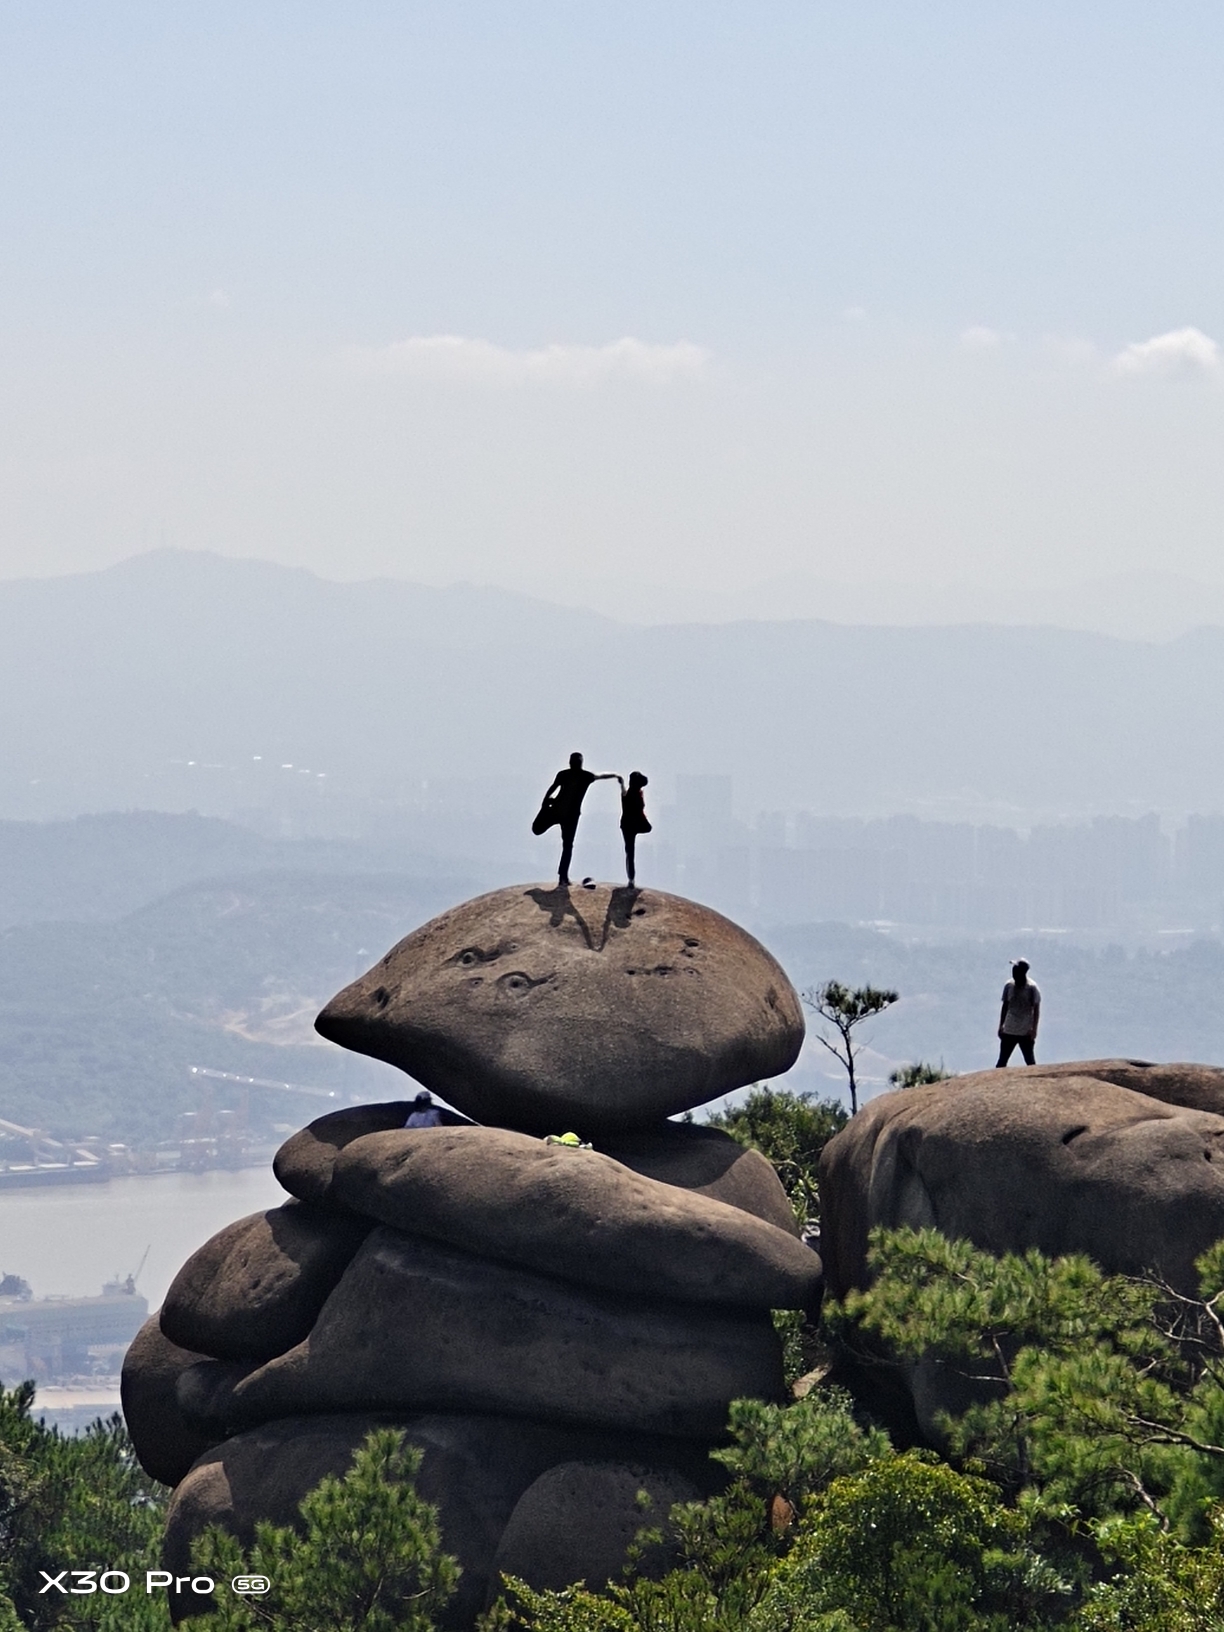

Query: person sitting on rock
[996,960,1040,1067]
[537,752,618,887]
[404,1091,443,1128]
[543,1131,593,1149]
[617,771,651,888]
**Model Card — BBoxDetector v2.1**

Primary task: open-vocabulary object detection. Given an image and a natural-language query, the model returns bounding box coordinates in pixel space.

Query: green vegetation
[14,1215,1224,1626]
[0,1382,165,1630]
[888,1062,949,1088]
[192,1430,459,1631]
[707,1085,847,1384]
[705,1085,847,1234]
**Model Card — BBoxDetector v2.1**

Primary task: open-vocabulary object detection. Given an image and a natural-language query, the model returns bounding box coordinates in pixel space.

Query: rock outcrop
[159,1203,372,1362]
[325,1126,820,1308]
[122,884,814,1625]
[819,1059,1224,1441]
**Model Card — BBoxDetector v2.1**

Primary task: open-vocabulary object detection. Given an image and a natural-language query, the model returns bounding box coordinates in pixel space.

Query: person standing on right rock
[617,771,651,888]
[996,959,1040,1066]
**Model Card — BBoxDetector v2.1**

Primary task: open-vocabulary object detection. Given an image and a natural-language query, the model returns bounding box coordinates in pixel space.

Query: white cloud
[344,334,711,387]
[1113,326,1220,379]
[206,288,230,309]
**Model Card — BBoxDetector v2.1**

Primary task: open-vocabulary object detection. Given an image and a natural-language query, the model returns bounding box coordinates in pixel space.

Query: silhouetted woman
[618,772,651,887]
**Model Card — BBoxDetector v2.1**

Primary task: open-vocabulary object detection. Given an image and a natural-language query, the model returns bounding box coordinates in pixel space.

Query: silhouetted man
[540,752,617,886]
[996,960,1040,1067]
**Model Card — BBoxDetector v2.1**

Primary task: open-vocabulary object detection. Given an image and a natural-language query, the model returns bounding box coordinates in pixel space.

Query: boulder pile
[122,884,814,1625]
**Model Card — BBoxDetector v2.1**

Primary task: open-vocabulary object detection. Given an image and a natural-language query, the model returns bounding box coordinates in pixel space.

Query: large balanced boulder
[177,1228,785,1440]
[160,1203,372,1362]
[121,1317,222,1487]
[313,884,804,1131]
[820,1067,1224,1301]
[328,1126,820,1310]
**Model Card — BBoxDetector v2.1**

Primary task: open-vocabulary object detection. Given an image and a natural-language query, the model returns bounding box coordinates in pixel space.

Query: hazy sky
[2,3,1223,613]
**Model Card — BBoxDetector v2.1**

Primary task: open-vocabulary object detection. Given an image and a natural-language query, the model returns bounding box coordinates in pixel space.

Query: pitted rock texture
[160,1203,372,1362]
[121,1316,222,1488]
[327,1126,820,1310]
[820,1066,1224,1301]
[163,1414,718,1628]
[314,884,804,1132]
[178,1227,786,1440]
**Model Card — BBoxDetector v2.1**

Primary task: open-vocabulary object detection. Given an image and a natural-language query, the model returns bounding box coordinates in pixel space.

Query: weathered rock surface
[820,1067,1224,1301]
[277,1103,799,1234]
[159,1203,372,1362]
[329,1126,820,1310]
[994,1058,1224,1120]
[314,884,804,1132]
[489,1460,705,1598]
[273,1100,472,1207]
[121,1316,222,1488]
[595,1122,799,1234]
[163,1414,717,1627]
[178,1227,785,1440]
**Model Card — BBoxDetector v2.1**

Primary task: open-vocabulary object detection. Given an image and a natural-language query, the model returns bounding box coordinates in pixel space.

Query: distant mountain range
[3,550,1224,826]
[537,567,1224,641]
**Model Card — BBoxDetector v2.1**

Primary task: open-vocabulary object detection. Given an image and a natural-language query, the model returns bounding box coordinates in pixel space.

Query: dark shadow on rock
[525,884,594,948]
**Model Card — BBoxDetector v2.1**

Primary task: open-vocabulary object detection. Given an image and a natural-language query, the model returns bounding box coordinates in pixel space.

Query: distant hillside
[4,550,1224,824]
[0,810,477,930]
[4,860,1223,1142]
[0,869,463,1144]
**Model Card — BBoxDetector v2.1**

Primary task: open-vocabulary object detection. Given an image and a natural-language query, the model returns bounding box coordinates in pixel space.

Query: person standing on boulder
[536,752,617,887]
[617,771,651,888]
[996,960,1040,1067]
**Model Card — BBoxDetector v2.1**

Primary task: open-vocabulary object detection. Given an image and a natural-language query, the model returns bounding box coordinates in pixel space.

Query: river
[0,1166,289,1309]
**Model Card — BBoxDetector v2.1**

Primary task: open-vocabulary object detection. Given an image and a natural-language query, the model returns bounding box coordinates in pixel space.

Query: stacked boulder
[122,884,817,1626]
[820,1058,1224,1442]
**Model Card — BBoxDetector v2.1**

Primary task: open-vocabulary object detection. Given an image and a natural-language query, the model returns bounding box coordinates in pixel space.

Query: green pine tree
[191,1428,459,1632]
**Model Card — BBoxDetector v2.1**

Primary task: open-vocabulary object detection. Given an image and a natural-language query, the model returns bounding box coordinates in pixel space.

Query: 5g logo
[232,1575,272,1595]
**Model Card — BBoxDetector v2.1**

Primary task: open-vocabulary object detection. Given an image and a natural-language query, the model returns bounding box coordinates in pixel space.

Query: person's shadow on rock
[526,885,595,949]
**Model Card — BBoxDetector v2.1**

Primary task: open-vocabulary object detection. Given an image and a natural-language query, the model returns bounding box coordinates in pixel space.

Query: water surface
[0,1167,288,1308]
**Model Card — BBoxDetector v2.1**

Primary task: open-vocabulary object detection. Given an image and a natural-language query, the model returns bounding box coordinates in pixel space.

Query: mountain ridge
[3,550,1222,825]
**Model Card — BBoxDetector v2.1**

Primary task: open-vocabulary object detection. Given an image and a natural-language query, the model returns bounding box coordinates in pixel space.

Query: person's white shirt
[1001,980,1040,1036]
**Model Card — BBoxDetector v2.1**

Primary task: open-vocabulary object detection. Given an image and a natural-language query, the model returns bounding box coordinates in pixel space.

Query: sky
[1,3,1223,619]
